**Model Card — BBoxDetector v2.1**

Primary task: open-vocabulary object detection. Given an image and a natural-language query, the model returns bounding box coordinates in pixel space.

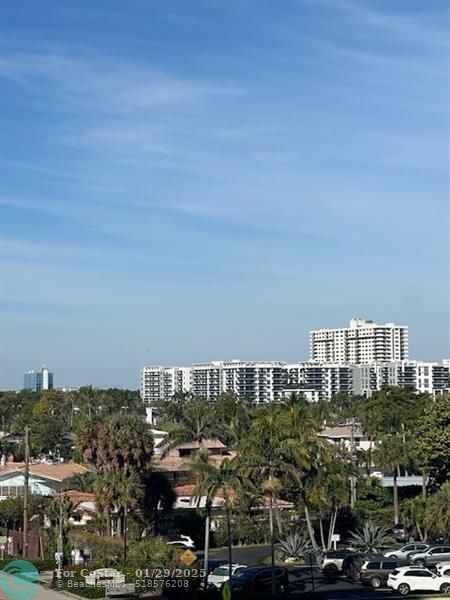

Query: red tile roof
[0,462,89,482]
[57,490,96,507]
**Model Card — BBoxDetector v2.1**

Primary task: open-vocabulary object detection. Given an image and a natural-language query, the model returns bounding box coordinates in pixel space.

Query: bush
[68,530,122,565]
[128,536,175,566]
[212,515,272,547]
[276,532,311,562]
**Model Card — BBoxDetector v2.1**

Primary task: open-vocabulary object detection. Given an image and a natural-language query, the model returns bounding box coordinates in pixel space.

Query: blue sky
[1,0,449,389]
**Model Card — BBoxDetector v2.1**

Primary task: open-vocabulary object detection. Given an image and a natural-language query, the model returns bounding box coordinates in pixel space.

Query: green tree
[212,393,252,448]
[402,496,427,541]
[306,456,351,551]
[77,414,153,475]
[425,481,450,542]
[374,434,414,525]
[162,399,219,454]
[414,394,450,486]
[61,472,97,493]
[191,457,249,588]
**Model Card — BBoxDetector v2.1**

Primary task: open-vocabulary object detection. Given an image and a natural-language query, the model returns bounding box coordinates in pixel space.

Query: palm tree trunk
[226,505,233,597]
[273,497,283,536]
[327,509,338,550]
[393,471,399,524]
[319,514,326,551]
[269,493,276,598]
[422,470,427,499]
[203,504,211,590]
[302,493,319,552]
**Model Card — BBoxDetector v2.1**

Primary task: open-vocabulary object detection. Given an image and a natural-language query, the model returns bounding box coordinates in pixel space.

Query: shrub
[348,521,394,553]
[127,536,175,566]
[276,532,311,562]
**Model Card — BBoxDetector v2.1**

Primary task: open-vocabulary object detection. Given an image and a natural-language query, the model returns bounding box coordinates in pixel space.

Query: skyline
[1,0,449,389]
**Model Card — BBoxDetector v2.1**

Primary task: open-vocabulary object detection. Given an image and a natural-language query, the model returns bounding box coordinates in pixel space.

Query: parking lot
[205,545,447,599]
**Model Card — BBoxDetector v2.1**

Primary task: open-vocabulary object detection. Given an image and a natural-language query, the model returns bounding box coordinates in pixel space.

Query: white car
[207,564,247,589]
[319,551,353,575]
[387,565,450,596]
[436,562,450,577]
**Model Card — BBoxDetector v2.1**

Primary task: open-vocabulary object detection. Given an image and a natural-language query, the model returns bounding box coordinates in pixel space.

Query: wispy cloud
[0,52,243,113]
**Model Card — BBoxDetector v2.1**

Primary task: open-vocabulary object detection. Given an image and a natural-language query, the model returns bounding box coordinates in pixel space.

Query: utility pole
[123,504,128,563]
[350,418,357,508]
[23,426,30,558]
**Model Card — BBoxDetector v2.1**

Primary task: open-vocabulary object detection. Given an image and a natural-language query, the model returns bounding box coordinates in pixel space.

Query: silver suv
[383,543,429,561]
[409,546,450,567]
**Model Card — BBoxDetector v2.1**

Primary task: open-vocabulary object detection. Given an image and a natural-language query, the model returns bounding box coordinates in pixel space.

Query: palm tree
[425,482,450,542]
[162,399,219,455]
[375,434,412,525]
[306,455,351,551]
[61,472,96,493]
[402,496,427,541]
[212,393,252,449]
[94,471,143,540]
[191,457,248,590]
[348,522,393,553]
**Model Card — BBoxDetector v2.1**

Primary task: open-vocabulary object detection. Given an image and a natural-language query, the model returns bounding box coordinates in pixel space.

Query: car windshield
[232,568,260,582]
[211,566,231,576]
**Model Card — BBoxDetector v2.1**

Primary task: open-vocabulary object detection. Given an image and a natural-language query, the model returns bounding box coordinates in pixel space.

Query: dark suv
[360,557,407,588]
[227,566,289,599]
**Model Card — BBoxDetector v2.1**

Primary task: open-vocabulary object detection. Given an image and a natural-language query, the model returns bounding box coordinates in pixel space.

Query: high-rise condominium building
[309,318,409,364]
[140,366,191,403]
[190,361,288,403]
[23,367,53,392]
[141,361,288,404]
[353,361,450,397]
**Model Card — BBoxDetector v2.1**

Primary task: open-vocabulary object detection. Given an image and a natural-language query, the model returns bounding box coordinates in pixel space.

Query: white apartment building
[141,361,288,403]
[310,318,409,364]
[352,361,450,397]
[221,361,287,403]
[285,362,353,401]
[141,356,448,404]
[140,366,191,403]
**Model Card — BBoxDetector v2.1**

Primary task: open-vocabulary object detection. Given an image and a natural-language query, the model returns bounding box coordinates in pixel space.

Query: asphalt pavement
[208,545,442,600]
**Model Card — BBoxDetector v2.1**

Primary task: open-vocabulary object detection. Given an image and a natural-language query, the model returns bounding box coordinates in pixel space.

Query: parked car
[342,553,368,580]
[391,524,410,542]
[165,534,195,549]
[436,562,450,577]
[387,565,450,596]
[207,564,247,589]
[320,551,354,576]
[360,557,407,588]
[383,543,429,561]
[226,566,289,598]
[409,545,450,567]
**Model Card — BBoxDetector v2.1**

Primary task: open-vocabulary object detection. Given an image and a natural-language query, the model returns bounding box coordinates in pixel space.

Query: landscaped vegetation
[0,385,448,596]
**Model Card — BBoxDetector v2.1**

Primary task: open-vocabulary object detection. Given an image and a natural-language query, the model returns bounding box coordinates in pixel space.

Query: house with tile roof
[153,438,234,484]
[56,490,97,526]
[0,461,89,500]
[173,483,294,511]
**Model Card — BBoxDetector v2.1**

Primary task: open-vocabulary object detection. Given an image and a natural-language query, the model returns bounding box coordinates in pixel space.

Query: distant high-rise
[309,318,409,364]
[23,367,53,391]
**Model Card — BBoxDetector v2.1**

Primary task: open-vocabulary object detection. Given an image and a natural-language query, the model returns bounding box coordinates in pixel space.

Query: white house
[0,462,89,500]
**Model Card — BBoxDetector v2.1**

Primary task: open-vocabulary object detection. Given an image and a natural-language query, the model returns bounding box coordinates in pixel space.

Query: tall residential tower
[309,318,409,364]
